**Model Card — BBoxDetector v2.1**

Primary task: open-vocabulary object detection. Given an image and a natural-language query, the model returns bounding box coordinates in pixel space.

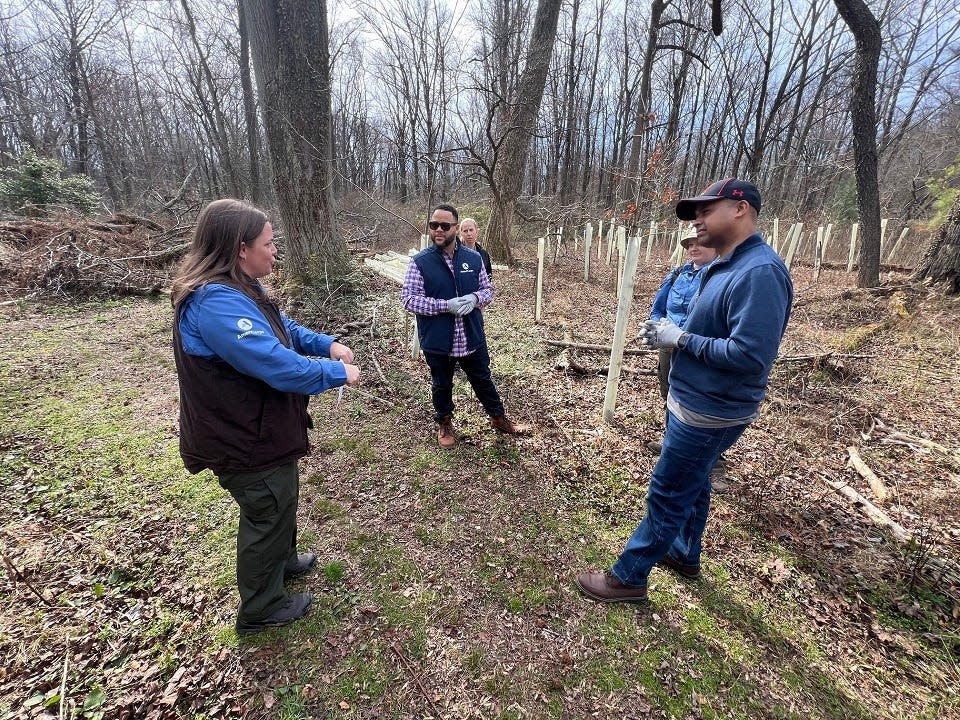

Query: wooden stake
[645,220,656,263]
[886,227,909,264]
[583,222,592,281]
[605,221,615,265]
[535,236,545,322]
[772,217,780,253]
[879,217,889,257]
[603,236,641,424]
[615,226,626,293]
[784,222,803,271]
[847,223,859,272]
[813,226,824,281]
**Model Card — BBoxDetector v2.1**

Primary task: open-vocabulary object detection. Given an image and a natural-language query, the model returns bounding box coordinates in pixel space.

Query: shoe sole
[575,579,648,605]
[657,556,701,580]
[235,597,313,636]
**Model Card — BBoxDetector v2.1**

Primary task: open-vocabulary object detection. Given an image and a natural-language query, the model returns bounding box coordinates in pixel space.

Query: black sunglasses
[428,221,455,231]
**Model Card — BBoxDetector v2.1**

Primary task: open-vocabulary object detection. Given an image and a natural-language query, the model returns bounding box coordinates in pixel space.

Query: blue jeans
[611,411,747,587]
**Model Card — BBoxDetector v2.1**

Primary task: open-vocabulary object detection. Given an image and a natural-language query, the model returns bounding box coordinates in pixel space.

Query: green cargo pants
[218,462,302,622]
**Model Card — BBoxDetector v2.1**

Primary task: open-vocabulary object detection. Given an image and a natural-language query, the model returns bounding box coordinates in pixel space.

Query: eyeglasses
[428,221,454,231]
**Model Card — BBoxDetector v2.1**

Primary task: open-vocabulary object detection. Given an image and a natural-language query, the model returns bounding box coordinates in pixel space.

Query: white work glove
[639,318,688,349]
[447,294,478,316]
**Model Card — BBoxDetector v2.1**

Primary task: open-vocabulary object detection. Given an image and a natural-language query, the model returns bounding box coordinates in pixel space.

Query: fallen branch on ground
[847,446,889,502]
[544,339,652,355]
[822,475,910,542]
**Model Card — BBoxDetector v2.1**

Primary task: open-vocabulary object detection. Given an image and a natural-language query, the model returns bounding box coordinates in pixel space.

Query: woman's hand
[329,341,355,363]
[343,363,361,386]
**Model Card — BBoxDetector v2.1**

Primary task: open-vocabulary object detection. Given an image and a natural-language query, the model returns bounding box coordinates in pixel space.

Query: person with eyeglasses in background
[401,203,529,448]
[458,217,493,277]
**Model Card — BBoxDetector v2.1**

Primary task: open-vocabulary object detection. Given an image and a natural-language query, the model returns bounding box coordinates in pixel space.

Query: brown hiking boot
[657,553,702,580]
[437,415,456,449]
[575,571,648,604]
[489,415,530,435]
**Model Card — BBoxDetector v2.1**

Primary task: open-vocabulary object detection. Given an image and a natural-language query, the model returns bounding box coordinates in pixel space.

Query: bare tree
[485,0,563,263]
[237,0,263,203]
[241,0,348,287]
[833,0,882,287]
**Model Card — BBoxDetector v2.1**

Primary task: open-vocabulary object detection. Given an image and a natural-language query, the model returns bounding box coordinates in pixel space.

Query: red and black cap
[675,178,761,220]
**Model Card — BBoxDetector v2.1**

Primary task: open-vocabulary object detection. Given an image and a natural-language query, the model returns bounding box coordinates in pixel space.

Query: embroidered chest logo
[462,263,469,270]
[237,318,253,331]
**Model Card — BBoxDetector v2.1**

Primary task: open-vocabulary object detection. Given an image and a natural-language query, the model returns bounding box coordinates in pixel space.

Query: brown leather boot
[437,415,456,448]
[489,414,531,435]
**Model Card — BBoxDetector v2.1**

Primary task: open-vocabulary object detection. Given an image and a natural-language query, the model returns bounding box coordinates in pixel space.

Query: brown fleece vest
[173,278,311,475]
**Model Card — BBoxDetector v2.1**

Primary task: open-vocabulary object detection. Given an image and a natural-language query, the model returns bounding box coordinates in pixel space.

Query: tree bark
[833,0,882,288]
[241,0,348,288]
[486,0,563,264]
[237,0,263,203]
[914,194,960,293]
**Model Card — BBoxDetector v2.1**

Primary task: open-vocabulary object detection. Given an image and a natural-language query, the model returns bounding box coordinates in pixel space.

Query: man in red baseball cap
[577,177,792,604]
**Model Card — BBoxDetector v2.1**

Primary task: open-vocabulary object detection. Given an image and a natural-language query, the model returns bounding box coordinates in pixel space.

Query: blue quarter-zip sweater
[669,233,793,419]
[412,243,486,354]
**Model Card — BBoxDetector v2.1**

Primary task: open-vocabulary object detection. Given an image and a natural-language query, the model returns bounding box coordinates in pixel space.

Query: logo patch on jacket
[235,316,265,340]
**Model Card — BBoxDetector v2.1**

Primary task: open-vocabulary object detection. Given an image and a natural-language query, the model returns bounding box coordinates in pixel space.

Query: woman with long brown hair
[172,199,360,635]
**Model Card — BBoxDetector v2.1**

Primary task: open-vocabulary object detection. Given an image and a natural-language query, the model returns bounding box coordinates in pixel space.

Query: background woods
[0,0,958,247]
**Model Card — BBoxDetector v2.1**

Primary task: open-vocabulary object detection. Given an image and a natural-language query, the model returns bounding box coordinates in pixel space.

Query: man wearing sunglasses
[402,203,529,448]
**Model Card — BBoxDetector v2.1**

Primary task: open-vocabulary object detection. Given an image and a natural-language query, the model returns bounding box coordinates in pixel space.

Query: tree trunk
[833,0,882,288]
[914,194,960,293]
[237,0,263,203]
[241,0,348,288]
[486,0,563,264]
[623,0,667,210]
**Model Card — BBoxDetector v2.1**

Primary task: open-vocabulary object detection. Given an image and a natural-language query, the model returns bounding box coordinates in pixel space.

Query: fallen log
[544,339,652,355]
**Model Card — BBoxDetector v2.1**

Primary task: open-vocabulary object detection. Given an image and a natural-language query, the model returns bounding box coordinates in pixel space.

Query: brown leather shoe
[437,415,456,449]
[575,571,647,604]
[657,553,701,580]
[489,415,531,435]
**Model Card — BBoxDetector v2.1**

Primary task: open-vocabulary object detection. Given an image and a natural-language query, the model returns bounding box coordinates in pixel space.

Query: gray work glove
[639,318,688,349]
[447,293,479,316]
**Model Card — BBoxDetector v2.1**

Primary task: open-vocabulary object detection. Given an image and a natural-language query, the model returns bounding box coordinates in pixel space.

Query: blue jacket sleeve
[682,265,791,375]
[649,272,674,322]
[191,285,348,394]
[284,316,337,357]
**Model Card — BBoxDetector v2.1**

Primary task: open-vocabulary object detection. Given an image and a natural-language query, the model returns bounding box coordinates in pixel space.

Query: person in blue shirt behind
[648,229,718,402]
[171,199,361,636]
[577,178,792,605]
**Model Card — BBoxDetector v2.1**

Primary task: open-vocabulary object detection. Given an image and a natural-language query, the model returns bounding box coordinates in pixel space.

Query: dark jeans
[218,462,303,622]
[611,411,747,586]
[423,346,505,422]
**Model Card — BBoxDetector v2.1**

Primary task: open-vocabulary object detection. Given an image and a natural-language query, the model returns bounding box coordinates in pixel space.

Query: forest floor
[1,239,959,720]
